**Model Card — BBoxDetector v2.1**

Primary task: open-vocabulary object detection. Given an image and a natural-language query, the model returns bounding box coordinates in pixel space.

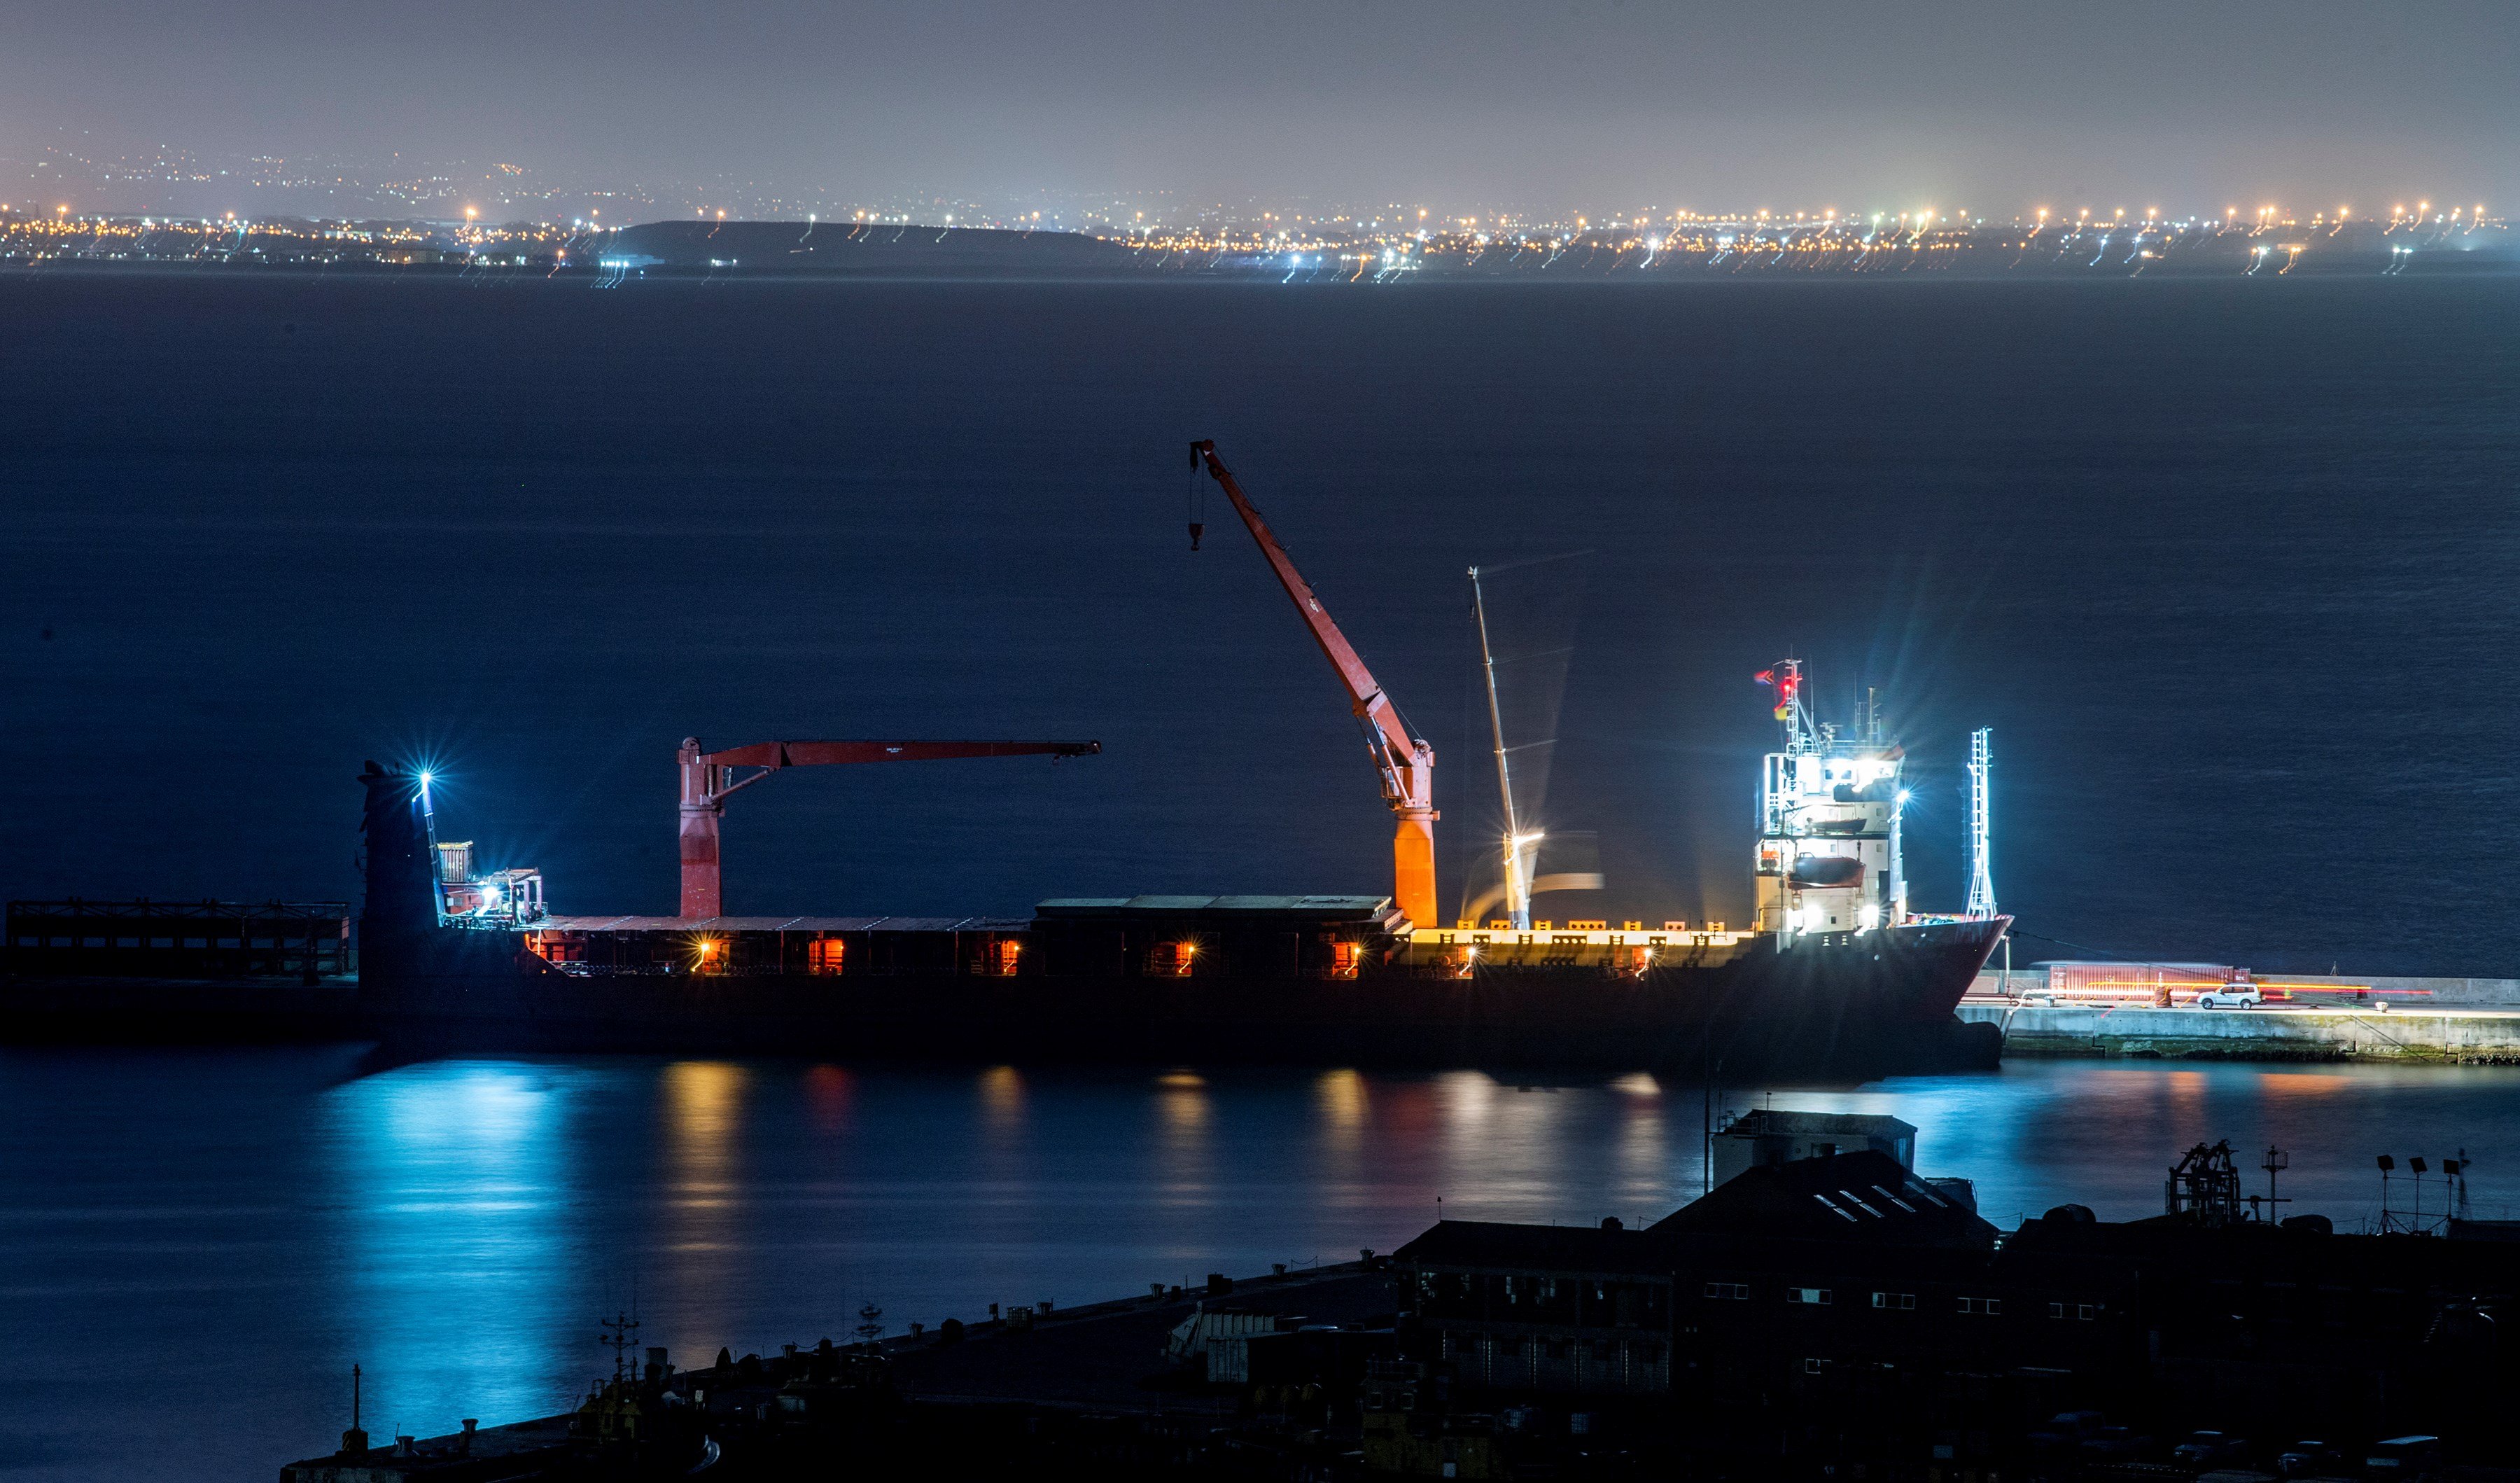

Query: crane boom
[1191,439,1438,928]
[678,736,1100,919]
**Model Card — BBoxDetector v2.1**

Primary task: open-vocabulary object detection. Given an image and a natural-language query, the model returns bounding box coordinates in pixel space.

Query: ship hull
[358,917,2005,1078]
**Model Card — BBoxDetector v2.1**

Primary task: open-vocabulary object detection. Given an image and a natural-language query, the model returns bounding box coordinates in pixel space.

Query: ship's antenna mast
[600,1309,640,1386]
[1470,567,1534,931]
[1965,727,1996,919]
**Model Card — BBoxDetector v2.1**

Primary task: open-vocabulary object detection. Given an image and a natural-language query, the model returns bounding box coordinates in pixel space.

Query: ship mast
[1469,567,1536,930]
[1965,727,1996,918]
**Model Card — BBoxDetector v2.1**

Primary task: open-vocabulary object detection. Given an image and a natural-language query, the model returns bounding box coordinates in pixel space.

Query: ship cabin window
[1785,1287,1832,1306]
[1957,1297,2003,1316]
[1331,941,1360,977]
[1148,940,1198,977]
[807,938,846,976]
[1703,1282,1751,1300]
[1872,1291,1917,1311]
[531,934,585,964]
[2049,1302,2098,1321]
[993,939,1021,976]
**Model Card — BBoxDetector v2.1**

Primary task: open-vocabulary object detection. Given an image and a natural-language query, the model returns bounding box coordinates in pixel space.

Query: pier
[1963,1000,2520,1061]
[1965,971,2520,1061]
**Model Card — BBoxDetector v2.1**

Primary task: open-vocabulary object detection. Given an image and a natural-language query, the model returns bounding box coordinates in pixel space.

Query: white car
[2194,985,2262,1009]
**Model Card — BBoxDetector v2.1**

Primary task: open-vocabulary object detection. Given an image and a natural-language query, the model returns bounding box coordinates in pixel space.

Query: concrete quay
[1971,970,2520,1010]
[1959,999,2520,1061]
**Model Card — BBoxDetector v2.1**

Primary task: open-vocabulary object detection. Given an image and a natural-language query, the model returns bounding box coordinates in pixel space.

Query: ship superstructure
[1754,662,1909,945]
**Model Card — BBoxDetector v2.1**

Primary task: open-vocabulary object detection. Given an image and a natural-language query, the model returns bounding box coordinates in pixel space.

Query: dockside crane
[678,737,1100,919]
[1189,439,1438,928]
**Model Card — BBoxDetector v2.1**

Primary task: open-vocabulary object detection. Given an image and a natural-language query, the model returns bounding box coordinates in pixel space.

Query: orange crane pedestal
[1191,439,1438,929]
[676,737,1099,919]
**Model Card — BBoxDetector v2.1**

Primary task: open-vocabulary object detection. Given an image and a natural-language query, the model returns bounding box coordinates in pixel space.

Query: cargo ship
[354,445,2006,1076]
[354,720,2000,1076]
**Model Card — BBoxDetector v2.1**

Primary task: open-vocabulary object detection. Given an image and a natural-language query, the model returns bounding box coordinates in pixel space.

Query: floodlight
[2409,1157,2428,1174]
[2375,1155,2395,1171]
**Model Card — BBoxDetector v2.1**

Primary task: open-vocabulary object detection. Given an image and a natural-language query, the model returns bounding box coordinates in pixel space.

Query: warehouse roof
[1391,1220,1671,1277]
[1651,1152,1996,1249]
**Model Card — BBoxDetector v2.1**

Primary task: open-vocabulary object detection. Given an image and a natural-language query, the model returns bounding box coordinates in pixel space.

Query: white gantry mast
[1470,566,1536,930]
[1965,726,1996,918]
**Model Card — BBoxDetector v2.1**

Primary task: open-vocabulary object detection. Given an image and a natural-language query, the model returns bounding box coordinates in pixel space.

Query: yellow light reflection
[664,1061,745,1211]
[979,1065,1025,1129]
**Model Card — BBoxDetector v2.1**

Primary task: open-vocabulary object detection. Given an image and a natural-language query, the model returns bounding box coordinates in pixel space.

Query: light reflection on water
[326,1061,587,1442]
[8,1049,2520,1483]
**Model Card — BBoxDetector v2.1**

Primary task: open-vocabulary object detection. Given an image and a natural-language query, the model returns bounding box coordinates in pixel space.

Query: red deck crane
[677,737,1100,919]
[1191,439,1438,928]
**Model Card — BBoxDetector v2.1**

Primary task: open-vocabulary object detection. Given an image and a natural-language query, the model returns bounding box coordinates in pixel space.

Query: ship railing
[546,962,1018,979]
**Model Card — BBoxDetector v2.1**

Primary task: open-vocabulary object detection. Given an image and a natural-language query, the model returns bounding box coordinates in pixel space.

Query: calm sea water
[6,1049,2517,1481]
[5,272,2519,968]
[6,272,2520,1479]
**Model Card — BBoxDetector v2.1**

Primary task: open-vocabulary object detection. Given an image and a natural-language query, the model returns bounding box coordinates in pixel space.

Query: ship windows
[1703,1282,1751,1300]
[807,938,846,976]
[1872,1292,1917,1311]
[993,939,1021,976]
[1785,1288,1833,1306]
[1957,1297,2003,1316]
[2048,1302,2097,1321]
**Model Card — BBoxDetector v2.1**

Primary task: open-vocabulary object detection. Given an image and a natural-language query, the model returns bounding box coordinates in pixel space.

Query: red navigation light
[1757,662,1802,721]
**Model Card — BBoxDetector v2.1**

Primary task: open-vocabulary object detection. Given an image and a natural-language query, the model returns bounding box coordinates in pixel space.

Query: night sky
[7,0,2516,212]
